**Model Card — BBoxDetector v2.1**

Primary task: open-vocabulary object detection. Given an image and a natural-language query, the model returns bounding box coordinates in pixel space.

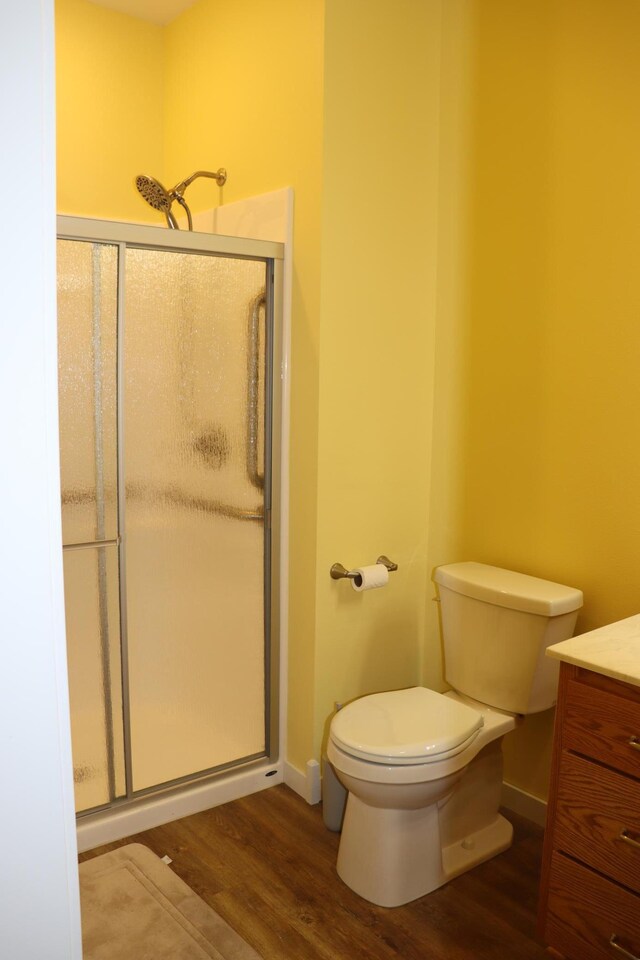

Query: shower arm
[169,170,226,230]
[171,168,227,196]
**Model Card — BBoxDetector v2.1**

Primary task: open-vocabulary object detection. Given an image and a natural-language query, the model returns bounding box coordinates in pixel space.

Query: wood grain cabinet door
[554,752,640,895]
[545,853,640,960]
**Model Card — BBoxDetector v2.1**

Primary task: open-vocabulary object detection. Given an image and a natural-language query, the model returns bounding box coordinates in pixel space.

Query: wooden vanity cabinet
[539,663,640,960]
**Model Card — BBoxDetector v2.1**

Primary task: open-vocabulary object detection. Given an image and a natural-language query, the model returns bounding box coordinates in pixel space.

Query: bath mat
[79,843,263,960]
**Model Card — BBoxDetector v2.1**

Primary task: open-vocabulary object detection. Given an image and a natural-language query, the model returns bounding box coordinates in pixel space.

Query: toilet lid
[330,687,484,765]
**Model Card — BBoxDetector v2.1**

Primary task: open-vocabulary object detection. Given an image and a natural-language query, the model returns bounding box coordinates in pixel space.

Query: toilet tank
[432,562,583,714]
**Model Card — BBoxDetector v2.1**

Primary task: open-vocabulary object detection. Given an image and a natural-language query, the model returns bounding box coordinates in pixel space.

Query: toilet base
[441,811,513,881]
[337,793,444,908]
[336,796,513,908]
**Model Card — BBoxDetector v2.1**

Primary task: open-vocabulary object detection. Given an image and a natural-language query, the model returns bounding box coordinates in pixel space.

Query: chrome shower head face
[135,175,172,214]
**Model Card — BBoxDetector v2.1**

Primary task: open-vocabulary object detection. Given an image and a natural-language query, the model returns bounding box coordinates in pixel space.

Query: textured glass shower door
[57,219,280,813]
[124,248,268,791]
[58,239,125,812]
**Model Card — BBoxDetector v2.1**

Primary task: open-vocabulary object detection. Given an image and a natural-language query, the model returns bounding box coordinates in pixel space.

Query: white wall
[0,4,82,957]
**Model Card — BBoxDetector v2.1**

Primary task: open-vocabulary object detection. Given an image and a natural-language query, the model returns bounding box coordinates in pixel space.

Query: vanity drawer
[545,852,640,960]
[554,752,640,895]
[564,676,640,778]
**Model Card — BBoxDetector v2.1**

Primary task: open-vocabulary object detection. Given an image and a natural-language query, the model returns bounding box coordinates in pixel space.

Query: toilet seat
[330,686,483,765]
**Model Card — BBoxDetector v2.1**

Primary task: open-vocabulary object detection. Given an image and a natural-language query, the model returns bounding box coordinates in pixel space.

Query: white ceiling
[87,0,199,26]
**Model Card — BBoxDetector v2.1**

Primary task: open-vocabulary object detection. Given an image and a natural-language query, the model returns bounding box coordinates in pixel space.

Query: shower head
[135,175,180,229]
[135,174,171,212]
[135,168,227,230]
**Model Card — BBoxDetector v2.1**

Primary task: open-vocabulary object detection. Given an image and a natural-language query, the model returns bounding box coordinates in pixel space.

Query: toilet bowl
[327,562,583,907]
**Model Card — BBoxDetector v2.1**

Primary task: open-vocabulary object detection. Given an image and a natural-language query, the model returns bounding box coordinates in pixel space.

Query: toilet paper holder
[330,555,398,581]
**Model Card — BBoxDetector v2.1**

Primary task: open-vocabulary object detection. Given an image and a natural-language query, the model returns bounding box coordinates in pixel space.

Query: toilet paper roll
[351,563,389,592]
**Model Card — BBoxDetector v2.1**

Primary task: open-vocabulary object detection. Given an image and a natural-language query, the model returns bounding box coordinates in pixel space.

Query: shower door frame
[57,215,284,836]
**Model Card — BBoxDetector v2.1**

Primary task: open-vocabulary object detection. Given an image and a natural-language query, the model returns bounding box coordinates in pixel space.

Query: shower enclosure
[57,216,283,821]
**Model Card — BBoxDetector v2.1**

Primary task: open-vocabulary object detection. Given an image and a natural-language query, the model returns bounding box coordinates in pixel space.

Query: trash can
[322,755,347,832]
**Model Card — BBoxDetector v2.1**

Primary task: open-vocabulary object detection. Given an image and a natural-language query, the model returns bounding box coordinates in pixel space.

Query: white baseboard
[284,759,321,805]
[501,781,547,828]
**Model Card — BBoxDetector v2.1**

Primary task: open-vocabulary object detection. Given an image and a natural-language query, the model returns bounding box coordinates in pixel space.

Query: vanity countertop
[546,613,640,688]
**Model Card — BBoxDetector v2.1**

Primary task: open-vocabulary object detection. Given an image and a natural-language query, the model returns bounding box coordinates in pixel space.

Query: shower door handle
[247,291,266,490]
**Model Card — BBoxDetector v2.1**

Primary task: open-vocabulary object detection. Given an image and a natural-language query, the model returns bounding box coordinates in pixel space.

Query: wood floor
[79,784,549,959]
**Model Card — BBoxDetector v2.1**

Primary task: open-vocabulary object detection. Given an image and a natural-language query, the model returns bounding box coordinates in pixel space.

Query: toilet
[326,561,583,907]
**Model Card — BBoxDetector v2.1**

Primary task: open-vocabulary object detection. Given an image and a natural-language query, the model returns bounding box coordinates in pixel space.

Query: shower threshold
[76,756,283,853]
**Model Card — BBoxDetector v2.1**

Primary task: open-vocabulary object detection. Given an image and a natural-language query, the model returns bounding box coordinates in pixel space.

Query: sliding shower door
[57,218,282,814]
[58,239,125,812]
[123,248,268,791]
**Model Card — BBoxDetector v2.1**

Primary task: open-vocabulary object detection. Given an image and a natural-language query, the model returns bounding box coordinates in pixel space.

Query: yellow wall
[56,0,164,221]
[314,0,442,755]
[425,0,474,696]
[430,0,640,799]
